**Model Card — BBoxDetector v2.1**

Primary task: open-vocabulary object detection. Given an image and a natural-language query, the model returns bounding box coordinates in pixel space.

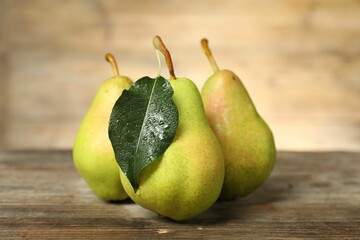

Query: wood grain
[0,0,360,150]
[0,151,359,239]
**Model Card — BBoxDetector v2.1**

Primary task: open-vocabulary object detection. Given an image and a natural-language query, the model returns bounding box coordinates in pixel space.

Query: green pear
[119,36,225,221]
[73,54,132,201]
[200,39,276,200]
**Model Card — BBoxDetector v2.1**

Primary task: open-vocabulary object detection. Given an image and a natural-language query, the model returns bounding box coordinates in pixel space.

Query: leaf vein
[133,78,158,174]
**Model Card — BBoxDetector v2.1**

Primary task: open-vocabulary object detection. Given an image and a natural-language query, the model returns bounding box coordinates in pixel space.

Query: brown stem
[201,38,219,73]
[105,53,120,77]
[153,36,176,80]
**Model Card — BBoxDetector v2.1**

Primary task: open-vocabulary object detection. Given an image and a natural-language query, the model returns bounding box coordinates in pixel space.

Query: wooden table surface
[0,151,359,239]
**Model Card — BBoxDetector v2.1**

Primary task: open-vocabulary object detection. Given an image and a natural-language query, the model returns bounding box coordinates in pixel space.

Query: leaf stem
[105,53,120,77]
[153,36,176,80]
[156,49,161,77]
[201,38,219,73]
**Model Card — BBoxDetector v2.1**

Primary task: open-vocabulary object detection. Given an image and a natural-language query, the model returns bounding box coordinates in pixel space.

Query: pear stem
[201,38,219,73]
[153,36,176,80]
[105,53,120,77]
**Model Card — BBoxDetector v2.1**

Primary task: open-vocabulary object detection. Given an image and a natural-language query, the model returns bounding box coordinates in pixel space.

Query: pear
[119,36,225,221]
[200,39,276,200]
[73,54,132,201]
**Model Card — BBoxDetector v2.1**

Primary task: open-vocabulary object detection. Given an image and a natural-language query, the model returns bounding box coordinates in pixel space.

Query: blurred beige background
[0,0,359,151]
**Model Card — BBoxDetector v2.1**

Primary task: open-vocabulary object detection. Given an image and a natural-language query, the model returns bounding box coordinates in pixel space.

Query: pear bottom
[120,134,224,221]
[73,148,128,201]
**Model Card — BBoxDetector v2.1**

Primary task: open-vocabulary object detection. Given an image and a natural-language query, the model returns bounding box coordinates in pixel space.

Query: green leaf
[108,76,178,191]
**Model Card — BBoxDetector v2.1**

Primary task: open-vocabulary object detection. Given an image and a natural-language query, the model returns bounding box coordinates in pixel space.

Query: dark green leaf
[108,76,178,191]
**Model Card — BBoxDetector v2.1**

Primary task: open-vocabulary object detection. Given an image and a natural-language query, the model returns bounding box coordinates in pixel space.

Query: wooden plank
[0,151,359,239]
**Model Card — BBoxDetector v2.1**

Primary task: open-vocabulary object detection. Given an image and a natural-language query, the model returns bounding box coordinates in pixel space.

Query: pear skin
[120,77,225,221]
[73,54,131,201]
[200,39,276,200]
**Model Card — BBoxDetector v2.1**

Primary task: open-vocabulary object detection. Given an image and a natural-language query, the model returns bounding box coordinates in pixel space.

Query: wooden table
[0,151,359,239]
